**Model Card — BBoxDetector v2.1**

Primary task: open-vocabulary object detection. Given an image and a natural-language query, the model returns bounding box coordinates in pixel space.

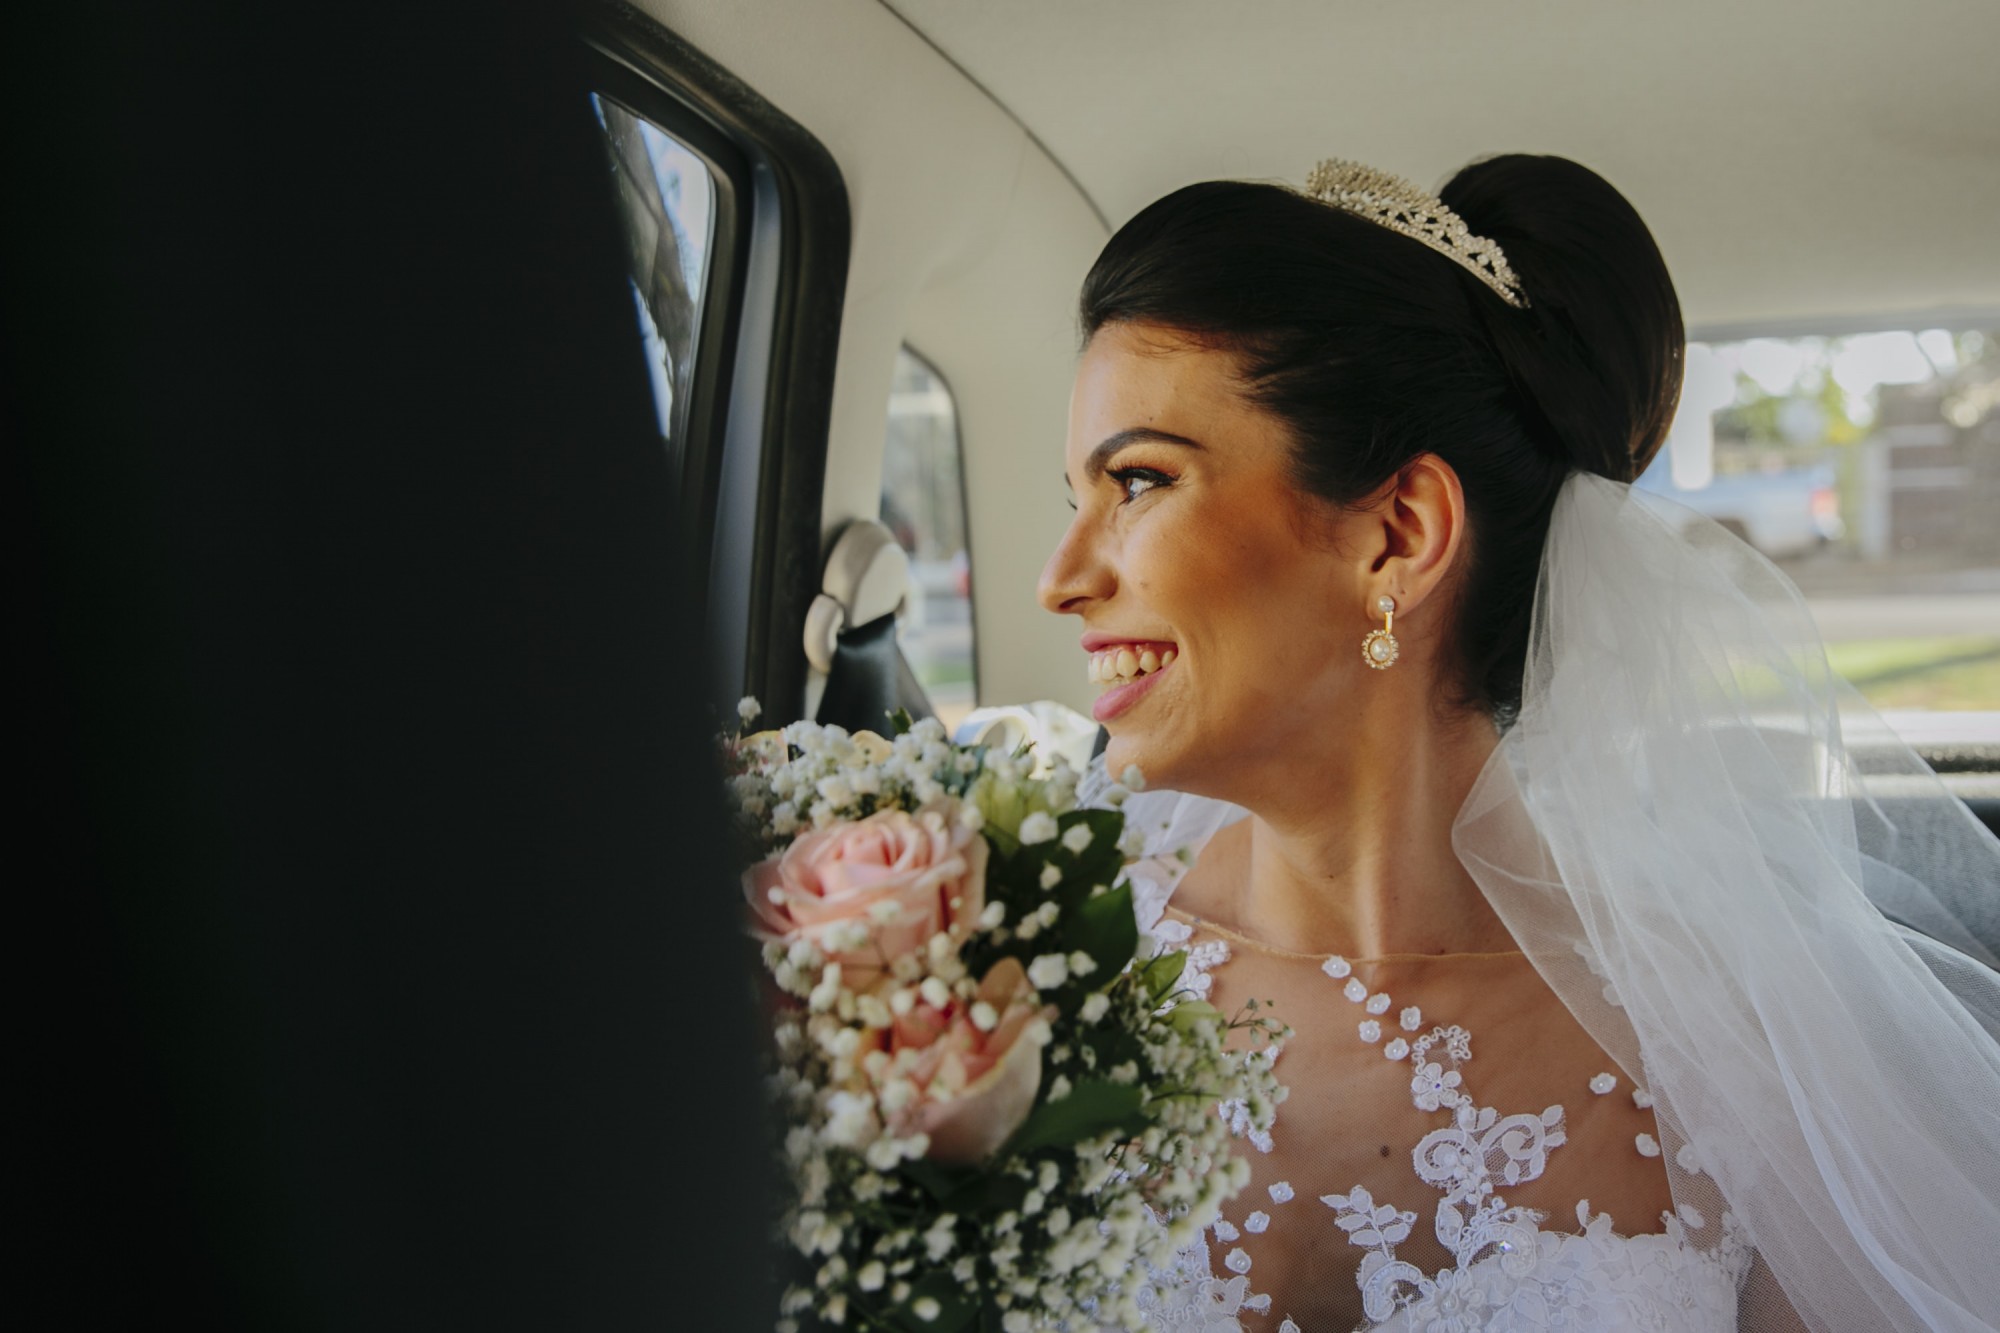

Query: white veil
[1451,472,2000,1331]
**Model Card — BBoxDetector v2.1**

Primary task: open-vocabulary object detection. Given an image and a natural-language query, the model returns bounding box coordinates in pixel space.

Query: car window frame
[583,5,850,725]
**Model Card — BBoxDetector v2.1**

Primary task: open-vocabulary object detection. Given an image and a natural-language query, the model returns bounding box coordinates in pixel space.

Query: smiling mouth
[1088,643,1177,688]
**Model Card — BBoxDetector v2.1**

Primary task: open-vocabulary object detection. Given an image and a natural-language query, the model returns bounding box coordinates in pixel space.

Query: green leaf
[1049,810,1125,903]
[1167,998,1224,1035]
[1060,882,1139,990]
[1139,950,1188,1005]
[887,707,915,737]
[899,1158,1027,1214]
[1005,1080,1146,1155]
[899,1158,976,1201]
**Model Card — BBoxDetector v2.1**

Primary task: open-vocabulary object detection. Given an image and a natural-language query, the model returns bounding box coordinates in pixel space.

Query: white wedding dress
[1093,779,1749,1333]
[1072,475,2000,1331]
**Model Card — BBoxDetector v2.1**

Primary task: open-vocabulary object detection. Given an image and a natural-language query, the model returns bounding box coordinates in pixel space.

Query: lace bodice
[1112,828,1750,1332]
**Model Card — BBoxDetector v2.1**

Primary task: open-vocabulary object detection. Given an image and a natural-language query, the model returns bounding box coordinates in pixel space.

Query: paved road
[1804,594,2000,643]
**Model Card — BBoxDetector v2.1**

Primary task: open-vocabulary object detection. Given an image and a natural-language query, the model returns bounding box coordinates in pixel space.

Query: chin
[1100,727,1192,796]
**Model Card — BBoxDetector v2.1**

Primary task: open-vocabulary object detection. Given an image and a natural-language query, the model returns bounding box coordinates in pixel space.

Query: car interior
[605,1,1999,817]
[19,1,1996,1326]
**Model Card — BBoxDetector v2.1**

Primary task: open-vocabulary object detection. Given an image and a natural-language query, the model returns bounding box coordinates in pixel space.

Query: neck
[1208,683,1510,959]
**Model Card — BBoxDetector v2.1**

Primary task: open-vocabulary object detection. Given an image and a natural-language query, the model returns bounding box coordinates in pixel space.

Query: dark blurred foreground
[9,2,770,1326]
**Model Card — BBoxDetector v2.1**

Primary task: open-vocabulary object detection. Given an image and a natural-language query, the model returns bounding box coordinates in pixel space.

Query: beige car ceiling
[646,0,2000,718]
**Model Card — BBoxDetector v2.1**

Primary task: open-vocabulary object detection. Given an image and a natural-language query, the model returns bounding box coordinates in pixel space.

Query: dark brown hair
[1079,154,1683,720]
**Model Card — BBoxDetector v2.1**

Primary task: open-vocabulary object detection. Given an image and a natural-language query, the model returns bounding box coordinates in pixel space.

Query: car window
[1644,327,1998,741]
[590,93,717,454]
[881,347,977,731]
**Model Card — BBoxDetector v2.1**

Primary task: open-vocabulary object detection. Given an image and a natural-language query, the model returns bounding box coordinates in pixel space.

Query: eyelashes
[1109,466,1173,503]
[1064,464,1178,511]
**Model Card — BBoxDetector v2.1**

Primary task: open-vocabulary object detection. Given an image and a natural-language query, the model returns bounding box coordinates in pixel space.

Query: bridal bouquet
[724,703,1285,1332]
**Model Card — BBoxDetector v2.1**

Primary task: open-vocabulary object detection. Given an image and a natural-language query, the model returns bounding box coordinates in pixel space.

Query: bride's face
[1039,321,1367,794]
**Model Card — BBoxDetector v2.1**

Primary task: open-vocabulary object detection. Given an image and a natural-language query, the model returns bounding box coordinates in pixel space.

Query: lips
[1091,655,1173,723]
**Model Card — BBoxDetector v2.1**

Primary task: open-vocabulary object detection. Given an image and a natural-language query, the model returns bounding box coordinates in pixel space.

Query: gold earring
[1362,594,1400,669]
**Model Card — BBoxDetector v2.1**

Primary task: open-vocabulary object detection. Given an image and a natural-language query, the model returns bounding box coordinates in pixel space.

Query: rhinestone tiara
[1302,159,1529,309]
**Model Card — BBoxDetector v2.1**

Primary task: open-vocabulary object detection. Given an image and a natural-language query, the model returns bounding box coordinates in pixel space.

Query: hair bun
[1440,155,1683,483]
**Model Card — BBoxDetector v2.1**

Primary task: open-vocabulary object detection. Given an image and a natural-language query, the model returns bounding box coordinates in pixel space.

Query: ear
[1361,454,1466,615]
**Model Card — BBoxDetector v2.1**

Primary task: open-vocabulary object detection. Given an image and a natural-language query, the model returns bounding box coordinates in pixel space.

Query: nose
[1038,514,1114,616]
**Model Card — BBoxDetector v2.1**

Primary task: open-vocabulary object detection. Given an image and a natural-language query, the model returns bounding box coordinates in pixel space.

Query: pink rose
[875,956,1050,1164]
[744,805,987,988]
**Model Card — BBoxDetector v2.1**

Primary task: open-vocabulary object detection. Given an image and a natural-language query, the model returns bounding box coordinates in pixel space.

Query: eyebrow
[1066,427,1206,489]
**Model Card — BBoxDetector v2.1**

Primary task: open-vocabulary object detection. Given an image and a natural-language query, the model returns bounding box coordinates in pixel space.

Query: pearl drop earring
[1362,594,1400,669]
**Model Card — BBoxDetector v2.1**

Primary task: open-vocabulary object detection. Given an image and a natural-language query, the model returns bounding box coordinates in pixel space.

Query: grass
[1824,636,2000,711]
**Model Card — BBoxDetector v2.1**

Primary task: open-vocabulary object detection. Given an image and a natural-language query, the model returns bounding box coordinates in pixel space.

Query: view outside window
[1648,328,1998,722]
[590,94,716,451]
[881,348,977,731]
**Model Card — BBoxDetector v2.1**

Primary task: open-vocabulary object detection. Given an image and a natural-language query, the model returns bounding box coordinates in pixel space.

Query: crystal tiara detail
[1302,159,1529,309]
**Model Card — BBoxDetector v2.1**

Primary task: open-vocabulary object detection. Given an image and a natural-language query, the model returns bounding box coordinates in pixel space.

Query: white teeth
[1086,645,1179,687]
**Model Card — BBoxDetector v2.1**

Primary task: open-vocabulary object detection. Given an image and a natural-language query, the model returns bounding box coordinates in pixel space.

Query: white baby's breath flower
[1018,810,1058,845]
[737,696,761,725]
[912,1296,942,1322]
[1060,823,1094,854]
[970,1000,999,1032]
[977,902,1005,930]
[1119,764,1146,791]
[958,803,985,832]
[822,1091,877,1149]
[1067,951,1097,978]
[856,1260,885,1292]
[1038,863,1062,890]
[1027,954,1070,989]
[1080,992,1111,1023]
[823,919,870,952]
[920,976,952,1009]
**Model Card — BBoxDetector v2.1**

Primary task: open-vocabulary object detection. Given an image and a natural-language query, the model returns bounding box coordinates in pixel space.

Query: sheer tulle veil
[1451,472,2000,1331]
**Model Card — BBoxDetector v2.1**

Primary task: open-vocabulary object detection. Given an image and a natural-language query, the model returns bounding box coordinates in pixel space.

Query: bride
[1037,155,2000,1331]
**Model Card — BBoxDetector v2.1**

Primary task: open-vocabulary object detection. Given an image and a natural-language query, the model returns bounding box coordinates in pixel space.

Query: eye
[1109,466,1173,504]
